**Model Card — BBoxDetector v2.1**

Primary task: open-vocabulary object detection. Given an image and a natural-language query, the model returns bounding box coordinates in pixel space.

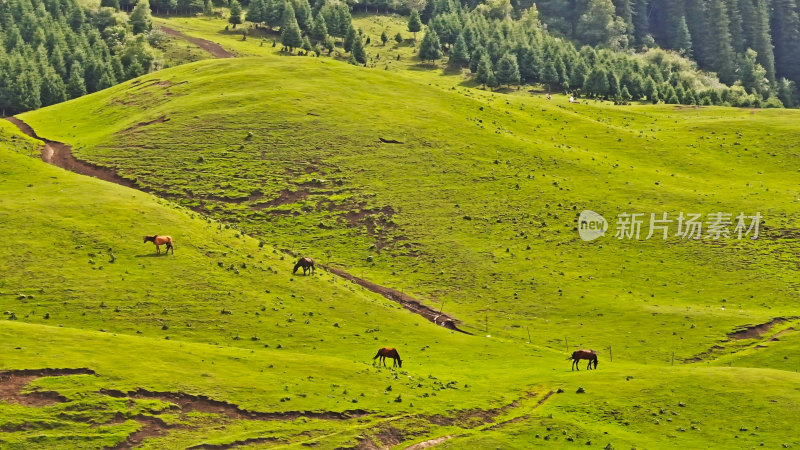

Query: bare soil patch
[116,115,170,135]
[160,26,235,58]
[187,437,278,449]
[0,368,95,407]
[404,435,454,450]
[100,388,369,421]
[728,317,793,340]
[109,414,173,450]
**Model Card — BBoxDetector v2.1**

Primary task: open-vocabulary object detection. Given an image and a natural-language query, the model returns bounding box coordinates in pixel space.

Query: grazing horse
[373,348,402,368]
[293,257,315,275]
[144,235,174,255]
[569,349,598,371]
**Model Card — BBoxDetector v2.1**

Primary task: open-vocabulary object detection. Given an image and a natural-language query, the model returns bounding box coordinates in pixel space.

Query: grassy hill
[3,15,800,448]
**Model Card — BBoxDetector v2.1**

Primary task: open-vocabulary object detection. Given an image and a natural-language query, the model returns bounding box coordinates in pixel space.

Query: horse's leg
[156,244,160,254]
[571,359,575,371]
[587,360,592,370]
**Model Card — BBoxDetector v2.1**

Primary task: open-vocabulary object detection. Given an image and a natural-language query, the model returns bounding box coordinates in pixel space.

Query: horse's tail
[373,350,381,359]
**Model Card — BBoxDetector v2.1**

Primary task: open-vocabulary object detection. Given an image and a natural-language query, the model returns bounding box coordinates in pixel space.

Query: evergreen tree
[631,0,650,46]
[771,0,800,86]
[130,0,153,34]
[742,0,775,83]
[265,0,286,29]
[67,62,87,99]
[495,52,520,87]
[344,25,357,52]
[247,0,265,24]
[381,30,388,45]
[450,33,469,65]
[739,48,768,96]
[418,28,443,62]
[229,0,243,28]
[204,0,213,15]
[311,13,328,42]
[408,10,422,40]
[612,0,634,44]
[352,35,367,63]
[395,32,403,43]
[280,3,303,51]
[40,66,68,106]
[578,0,622,47]
[16,70,42,112]
[671,15,692,55]
[475,53,493,88]
[469,45,486,73]
[583,67,609,97]
[294,0,313,32]
[706,0,735,84]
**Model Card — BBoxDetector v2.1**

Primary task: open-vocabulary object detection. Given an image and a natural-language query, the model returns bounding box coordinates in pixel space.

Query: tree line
[415,0,796,107]
[0,0,159,114]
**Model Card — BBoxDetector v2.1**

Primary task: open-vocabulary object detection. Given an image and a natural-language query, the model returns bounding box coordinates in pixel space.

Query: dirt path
[322,265,472,335]
[5,117,139,189]
[160,26,235,59]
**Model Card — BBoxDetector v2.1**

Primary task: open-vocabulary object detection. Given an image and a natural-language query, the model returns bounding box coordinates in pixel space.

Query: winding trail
[5,117,139,189]
[6,117,471,334]
[160,26,235,59]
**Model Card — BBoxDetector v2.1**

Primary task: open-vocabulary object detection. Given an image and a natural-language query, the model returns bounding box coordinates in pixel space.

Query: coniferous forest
[0,0,157,114]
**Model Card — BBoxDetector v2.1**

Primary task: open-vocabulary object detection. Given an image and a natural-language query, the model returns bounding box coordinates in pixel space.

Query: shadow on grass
[135,254,171,258]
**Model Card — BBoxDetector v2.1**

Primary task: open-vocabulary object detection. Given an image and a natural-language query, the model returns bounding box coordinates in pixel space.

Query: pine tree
[469,46,486,73]
[247,0,265,24]
[672,15,692,55]
[684,0,709,66]
[578,0,620,46]
[450,33,469,65]
[475,53,493,88]
[631,0,650,46]
[739,48,768,96]
[16,70,42,112]
[280,3,303,51]
[583,67,609,98]
[344,25,356,52]
[408,10,422,41]
[40,66,68,106]
[771,0,800,86]
[204,0,213,15]
[352,35,366,63]
[229,0,243,28]
[741,0,775,83]
[311,13,328,42]
[381,30,388,45]
[265,0,285,29]
[395,32,403,43]
[294,0,313,32]
[706,0,735,84]
[612,0,634,44]
[496,52,521,88]
[67,62,87,99]
[418,28,442,63]
[130,0,153,34]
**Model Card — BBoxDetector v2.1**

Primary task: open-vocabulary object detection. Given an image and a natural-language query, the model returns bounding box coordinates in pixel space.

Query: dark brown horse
[373,347,402,368]
[293,257,315,275]
[144,235,174,255]
[569,349,598,371]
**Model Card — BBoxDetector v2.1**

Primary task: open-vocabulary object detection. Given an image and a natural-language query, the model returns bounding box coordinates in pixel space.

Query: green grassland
[3,12,800,448]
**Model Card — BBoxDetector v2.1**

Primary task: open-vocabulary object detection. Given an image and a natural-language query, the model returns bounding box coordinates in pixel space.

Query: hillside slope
[18,53,800,365]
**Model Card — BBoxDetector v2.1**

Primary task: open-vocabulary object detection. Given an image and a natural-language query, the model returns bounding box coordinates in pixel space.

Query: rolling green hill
[3,18,800,448]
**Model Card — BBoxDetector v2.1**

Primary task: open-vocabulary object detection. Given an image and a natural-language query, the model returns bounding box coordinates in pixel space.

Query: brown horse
[293,257,315,275]
[373,348,402,368]
[144,235,174,255]
[569,349,598,371]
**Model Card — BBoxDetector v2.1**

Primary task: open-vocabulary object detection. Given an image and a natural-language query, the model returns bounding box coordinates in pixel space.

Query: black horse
[293,257,315,275]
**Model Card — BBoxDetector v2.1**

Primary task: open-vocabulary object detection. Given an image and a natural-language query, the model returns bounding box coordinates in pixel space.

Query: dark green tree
[408,10,422,40]
[450,33,469,65]
[311,13,328,42]
[229,0,243,28]
[352,35,367,63]
[280,3,303,51]
[381,30,388,45]
[130,0,153,34]
[418,28,443,62]
[495,52,521,87]
[475,53,493,88]
[67,62,87,99]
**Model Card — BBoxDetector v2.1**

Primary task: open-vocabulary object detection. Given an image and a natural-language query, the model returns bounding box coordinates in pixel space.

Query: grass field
[3,12,800,448]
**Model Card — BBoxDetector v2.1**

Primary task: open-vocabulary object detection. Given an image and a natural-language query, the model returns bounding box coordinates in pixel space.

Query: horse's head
[143,235,155,243]
[397,359,402,368]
